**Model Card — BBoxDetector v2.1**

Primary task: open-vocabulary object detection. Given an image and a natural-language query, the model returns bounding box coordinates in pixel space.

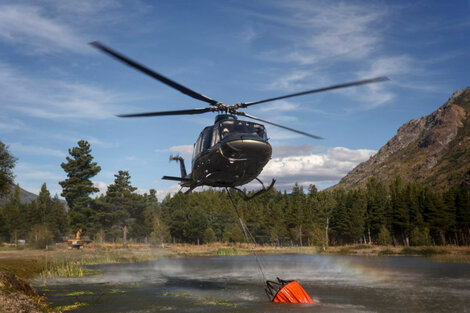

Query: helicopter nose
[225,139,272,160]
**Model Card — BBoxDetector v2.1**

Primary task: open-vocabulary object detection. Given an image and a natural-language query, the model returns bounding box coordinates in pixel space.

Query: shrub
[410,227,431,246]
[377,225,392,245]
[203,227,217,243]
[27,224,53,249]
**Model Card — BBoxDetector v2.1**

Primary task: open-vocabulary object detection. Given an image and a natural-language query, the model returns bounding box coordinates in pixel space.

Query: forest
[0,140,469,247]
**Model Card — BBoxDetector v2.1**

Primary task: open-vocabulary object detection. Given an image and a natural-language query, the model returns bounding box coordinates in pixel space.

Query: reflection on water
[35,254,470,312]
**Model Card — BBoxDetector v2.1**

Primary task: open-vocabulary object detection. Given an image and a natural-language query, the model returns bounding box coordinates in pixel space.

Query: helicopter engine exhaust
[169,154,187,177]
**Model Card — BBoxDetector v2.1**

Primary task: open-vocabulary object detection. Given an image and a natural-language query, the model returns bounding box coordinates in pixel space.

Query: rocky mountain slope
[0,185,37,206]
[336,87,470,190]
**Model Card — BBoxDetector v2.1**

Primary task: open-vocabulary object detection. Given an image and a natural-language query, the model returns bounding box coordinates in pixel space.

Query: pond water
[35,254,470,312]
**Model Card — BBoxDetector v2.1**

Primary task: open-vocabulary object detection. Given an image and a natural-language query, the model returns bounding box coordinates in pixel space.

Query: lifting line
[226,188,269,295]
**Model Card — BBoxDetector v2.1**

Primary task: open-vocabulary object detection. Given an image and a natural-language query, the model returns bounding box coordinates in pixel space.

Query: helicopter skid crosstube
[232,177,276,201]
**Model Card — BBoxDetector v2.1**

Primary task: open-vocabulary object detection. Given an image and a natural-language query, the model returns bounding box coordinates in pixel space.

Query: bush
[308,225,326,247]
[410,227,431,246]
[27,224,53,249]
[203,227,217,243]
[377,225,392,245]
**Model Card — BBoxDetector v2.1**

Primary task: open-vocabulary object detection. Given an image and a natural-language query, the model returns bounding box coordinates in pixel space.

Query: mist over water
[36,254,470,312]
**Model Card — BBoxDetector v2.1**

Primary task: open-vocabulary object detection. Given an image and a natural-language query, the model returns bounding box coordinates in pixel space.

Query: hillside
[336,87,470,190]
[0,185,37,206]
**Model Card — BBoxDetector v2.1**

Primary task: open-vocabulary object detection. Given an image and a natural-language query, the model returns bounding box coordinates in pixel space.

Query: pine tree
[59,140,101,232]
[0,141,17,198]
[3,185,23,243]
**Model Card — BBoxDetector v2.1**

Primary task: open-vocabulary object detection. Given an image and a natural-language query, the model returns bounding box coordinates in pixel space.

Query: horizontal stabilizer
[162,175,192,182]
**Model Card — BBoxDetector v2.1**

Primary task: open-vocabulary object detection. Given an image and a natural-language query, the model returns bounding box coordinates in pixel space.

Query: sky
[1,0,469,200]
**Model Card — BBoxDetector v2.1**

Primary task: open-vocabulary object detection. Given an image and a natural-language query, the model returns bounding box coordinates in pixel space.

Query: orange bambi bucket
[265,277,314,304]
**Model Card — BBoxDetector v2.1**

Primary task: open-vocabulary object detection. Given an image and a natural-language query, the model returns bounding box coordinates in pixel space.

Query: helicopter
[90,41,389,199]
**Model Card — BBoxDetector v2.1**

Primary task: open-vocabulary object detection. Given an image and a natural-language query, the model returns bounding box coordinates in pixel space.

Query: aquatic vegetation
[200,296,237,308]
[53,301,88,312]
[40,261,98,278]
[64,291,94,296]
[105,289,125,294]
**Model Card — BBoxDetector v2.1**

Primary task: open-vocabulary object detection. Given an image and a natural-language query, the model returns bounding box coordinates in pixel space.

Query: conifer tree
[3,185,23,243]
[0,141,17,198]
[59,140,101,231]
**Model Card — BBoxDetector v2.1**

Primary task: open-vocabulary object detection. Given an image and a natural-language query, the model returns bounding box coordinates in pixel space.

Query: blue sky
[1,0,469,199]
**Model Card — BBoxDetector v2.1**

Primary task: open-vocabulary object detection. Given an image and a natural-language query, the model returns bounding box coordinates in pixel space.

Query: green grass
[216,248,248,256]
[352,245,371,250]
[400,247,448,256]
[338,247,351,255]
[378,249,395,256]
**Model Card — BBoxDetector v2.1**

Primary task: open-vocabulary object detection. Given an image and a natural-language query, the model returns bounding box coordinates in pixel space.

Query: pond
[35,254,470,312]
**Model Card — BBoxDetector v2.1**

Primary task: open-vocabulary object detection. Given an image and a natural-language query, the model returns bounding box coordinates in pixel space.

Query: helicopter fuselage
[165,114,272,189]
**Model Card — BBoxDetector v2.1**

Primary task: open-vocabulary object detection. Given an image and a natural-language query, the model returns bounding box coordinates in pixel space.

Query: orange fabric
[272,281,313,304]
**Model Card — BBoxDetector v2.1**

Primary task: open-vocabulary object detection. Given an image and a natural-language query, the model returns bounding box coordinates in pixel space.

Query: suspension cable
[226,188,268,287]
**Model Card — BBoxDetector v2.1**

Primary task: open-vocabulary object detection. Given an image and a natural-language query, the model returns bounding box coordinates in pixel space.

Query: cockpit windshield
[212,120,267,145]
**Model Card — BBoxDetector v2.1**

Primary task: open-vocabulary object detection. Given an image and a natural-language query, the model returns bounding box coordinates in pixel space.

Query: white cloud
[156,183,181,200]
[272,143,322,158]
[0,63,125,120]
[93,181,109,196]
[255,146,376,191]
[156,145,193,158]
[0,4,88,54]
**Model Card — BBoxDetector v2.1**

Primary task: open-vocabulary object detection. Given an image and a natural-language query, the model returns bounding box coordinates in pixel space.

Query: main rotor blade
[90,41,219,106]
[117,107,214,118]
[240,112,323,139]
[240,76,390,107]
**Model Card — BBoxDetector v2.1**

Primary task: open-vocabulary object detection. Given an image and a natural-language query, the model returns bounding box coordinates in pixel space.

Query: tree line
[0,140,469,247]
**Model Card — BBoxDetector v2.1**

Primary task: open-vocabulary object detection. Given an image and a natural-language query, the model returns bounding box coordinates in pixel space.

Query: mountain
[336,87,470,190]
[0,185,38,206]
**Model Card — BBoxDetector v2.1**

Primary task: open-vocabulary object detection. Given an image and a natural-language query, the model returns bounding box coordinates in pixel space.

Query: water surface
[35,254,470,312]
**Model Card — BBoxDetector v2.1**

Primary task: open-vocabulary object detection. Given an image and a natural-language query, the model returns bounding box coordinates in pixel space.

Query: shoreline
[1,243,469,312]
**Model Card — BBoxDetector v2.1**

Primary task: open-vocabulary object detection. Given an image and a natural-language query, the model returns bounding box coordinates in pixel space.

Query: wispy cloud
[0,117,24,132]
[253,1,384,65]
[237,26,258,44]
[0,4,88,54]
[9,142,65,158]
[0,62,126,120]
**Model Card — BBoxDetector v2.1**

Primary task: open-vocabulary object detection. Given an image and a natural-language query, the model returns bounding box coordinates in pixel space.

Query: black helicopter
[90,42,388,199]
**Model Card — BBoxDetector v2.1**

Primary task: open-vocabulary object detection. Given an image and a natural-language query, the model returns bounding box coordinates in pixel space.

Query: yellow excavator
[66,229,84,249]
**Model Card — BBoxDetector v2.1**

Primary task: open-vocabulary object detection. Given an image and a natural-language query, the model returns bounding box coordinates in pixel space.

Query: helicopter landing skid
[232,178,276,201]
